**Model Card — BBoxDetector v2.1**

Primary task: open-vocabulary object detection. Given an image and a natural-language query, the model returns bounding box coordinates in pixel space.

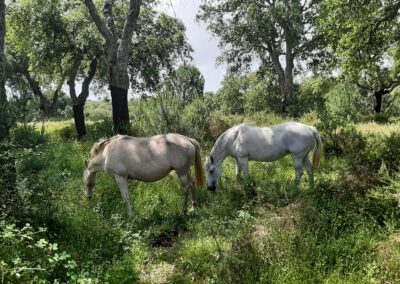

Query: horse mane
[90,135,124,158]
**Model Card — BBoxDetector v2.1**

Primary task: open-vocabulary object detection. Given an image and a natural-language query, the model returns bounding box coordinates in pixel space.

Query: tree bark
[266,42,294,113]
[73,104,86,138]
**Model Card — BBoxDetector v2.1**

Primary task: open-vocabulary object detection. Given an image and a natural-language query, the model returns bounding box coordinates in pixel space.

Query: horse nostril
[208,186,216,192]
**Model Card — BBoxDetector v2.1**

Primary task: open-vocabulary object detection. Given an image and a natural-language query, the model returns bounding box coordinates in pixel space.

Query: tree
[128,10,192,94]
[198,0,322,113]
[0,0,7,141]
[6,0,72,117]
[318,0,400,113]
[83,0,141,134]
[64,1,104,138]
[162,65,204,103]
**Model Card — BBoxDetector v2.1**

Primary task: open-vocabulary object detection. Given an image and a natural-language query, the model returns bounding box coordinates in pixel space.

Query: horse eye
[209,169,214,174]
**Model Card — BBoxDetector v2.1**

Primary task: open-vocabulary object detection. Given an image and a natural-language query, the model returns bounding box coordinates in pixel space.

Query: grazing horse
[205,122,323,190]
[83,134,204,217]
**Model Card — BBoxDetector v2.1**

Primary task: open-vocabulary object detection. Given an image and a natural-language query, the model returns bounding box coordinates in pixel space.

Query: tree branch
[83,0,114,43]
[78,56,98,105]
[103,0,116,37]
[118,0,141,60]
[67,55,82,104]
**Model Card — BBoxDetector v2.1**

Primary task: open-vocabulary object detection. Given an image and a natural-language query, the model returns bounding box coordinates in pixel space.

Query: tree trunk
[374,90,384,113]
[73,104,86,139]
[0,0,8,141]
[110,85,130,134]
[109,63,131,134]
[266,42,294,114]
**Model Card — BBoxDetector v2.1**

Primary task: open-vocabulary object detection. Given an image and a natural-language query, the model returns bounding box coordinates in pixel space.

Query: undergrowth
[1,119,400,283]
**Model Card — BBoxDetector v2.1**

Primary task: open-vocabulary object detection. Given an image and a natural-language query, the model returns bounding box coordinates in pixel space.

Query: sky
[158,0,225,92]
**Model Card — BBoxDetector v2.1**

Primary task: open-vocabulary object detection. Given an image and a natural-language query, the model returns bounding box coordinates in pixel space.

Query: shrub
[363,132,400,172]
[10,125,47,149]
[55,124,77,140]
[324,83,370,122]
[86,118,114,140]
[0,221,92,283]
[182,97,211,142]
[316,117,366,156]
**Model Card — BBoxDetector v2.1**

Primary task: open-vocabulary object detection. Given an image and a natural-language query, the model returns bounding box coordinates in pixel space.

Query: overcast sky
[158,0,225,92]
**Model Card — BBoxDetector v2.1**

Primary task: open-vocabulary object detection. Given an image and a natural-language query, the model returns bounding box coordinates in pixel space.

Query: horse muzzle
[208,185,216,191]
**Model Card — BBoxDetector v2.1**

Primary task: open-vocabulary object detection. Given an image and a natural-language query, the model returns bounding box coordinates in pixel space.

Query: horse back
[102,134,196,179]
[232,122,315,161]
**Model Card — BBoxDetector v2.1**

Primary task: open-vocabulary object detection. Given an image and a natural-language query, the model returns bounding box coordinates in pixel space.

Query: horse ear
[84,160,88,168]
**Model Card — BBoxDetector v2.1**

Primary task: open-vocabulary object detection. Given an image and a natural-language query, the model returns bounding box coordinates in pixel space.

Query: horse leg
[235,159,242,179]
[187,173,198,208]
[303,157,314,189]
[115,175,133,217]
[293,155,304,187]
[238,157,249,176]
[177,171,190,214]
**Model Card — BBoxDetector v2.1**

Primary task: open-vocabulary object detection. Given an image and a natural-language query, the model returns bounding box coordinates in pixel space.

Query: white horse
[205,122,323,190]
[83,134,204,217]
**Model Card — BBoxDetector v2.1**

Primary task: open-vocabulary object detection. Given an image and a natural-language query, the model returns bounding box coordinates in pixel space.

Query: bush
[324,83,370,122]
[11,125,47,149]
[182,97,211,142]
[316,116,366,155]
[86,118,114,140]
[55,124,77,140]
[363,132,400,172]
[0,221,92,283]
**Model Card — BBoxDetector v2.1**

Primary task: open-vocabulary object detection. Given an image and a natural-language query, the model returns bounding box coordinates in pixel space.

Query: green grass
[2,118,400,283]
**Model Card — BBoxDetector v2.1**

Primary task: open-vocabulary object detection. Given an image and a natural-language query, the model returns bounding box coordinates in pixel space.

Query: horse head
[205,156,222,191]
[83,160,96,198]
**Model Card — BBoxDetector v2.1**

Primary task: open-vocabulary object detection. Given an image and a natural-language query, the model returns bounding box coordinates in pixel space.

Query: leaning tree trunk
[68,55,98,139]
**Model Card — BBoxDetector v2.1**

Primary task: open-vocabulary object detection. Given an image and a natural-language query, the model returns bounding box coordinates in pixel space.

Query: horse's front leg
[115,175,133,217]
[235,159,242,179]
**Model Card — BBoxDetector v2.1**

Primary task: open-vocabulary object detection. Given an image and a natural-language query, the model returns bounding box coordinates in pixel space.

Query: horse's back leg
[114,175,133,217]
[187,172,198,208]
[303,157,314,189]
[176,170,190,214]
[292,155,304,187]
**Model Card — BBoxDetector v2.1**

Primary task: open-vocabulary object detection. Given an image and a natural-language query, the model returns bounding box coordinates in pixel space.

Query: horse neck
[87,154,105,173]
[210,134,229,166]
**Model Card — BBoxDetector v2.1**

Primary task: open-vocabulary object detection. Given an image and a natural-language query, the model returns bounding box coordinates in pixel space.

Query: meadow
[1,99,400,283]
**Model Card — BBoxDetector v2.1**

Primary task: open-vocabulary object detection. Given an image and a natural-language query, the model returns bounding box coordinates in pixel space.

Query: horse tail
[189,138,205,188]
[310,127,323,170]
